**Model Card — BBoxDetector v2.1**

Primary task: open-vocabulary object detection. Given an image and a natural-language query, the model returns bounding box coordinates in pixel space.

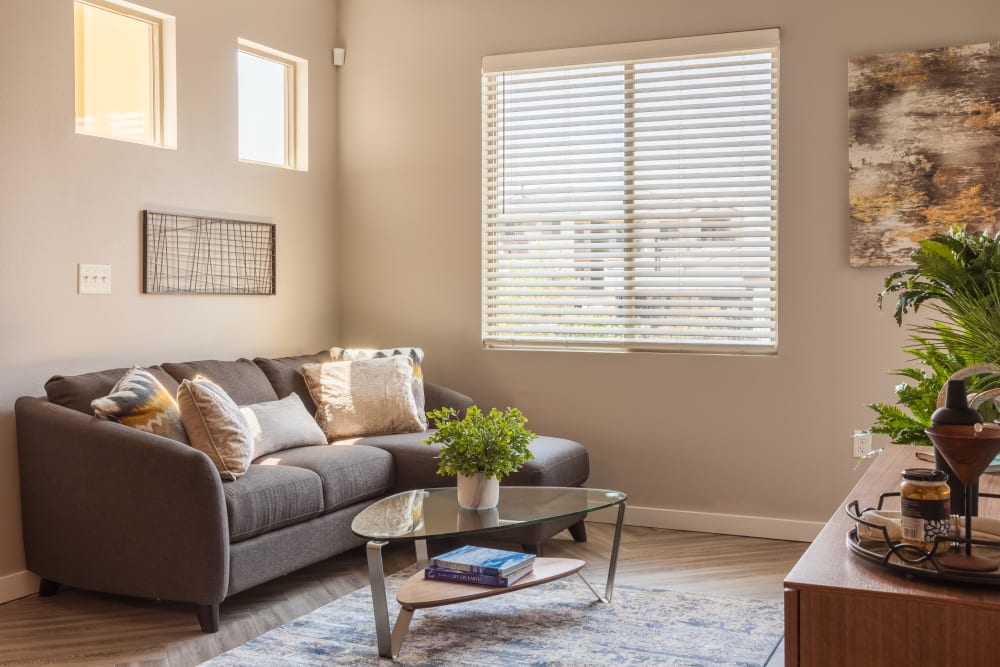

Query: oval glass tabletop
[351,486,627,542]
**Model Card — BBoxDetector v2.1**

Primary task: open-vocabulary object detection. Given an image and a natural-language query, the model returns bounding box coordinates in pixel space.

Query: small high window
[74,0,176,148]
[237,39,309,170]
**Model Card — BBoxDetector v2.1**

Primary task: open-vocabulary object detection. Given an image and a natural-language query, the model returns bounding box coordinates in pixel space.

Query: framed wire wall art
[143,211,276,294]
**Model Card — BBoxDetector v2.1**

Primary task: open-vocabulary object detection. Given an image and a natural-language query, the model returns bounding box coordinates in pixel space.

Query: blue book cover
[424,564,532,587]
[430,545,535,576]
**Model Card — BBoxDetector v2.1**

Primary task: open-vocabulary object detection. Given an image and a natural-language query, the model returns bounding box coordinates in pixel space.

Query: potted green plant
[423,405,536,510]
[873,227,1000,511]
[868,332,998,446]
[872,227,1000,443]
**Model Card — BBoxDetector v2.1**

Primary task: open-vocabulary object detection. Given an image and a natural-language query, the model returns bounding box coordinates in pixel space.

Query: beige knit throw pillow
[302,356,424,440]
[177,377,254,480]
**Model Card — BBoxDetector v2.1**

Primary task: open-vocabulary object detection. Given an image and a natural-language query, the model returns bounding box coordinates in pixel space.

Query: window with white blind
[482,29,779,354]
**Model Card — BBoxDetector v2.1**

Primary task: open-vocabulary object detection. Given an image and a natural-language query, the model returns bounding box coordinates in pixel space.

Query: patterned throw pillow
[302,356,425,440]
[91,367,188,443]
[330,346,426,428]
[177,378,254,481]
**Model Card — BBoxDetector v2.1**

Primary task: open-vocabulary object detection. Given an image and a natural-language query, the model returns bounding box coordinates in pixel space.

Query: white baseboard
[0,569,37,604]
[586,504,822,543]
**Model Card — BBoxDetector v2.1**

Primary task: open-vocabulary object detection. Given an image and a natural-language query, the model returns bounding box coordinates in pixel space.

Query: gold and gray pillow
[91,366,188,443]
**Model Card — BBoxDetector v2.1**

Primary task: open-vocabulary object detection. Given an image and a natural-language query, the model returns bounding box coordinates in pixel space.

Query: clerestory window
[237,38,309,170]
[74,0,176,148]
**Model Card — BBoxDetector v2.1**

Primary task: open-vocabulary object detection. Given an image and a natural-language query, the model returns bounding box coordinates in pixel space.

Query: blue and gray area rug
[204,574,783,666]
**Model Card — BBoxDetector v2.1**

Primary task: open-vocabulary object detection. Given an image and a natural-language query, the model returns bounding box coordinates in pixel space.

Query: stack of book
[424,545,535,587]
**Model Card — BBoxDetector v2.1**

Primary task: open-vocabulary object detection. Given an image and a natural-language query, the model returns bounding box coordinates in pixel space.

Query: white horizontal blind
[482,30,779,353]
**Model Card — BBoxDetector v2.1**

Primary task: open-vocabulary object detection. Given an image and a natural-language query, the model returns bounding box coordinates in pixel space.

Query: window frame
[237,38,309,171]
[73,0,176,149]
[481,29,780,355]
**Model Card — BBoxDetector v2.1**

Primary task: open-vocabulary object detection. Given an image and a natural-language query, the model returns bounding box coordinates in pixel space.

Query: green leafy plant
[879,226,1000,328]
[872,226,1000,444]
[868,332,997,445]
[423,405,536,480]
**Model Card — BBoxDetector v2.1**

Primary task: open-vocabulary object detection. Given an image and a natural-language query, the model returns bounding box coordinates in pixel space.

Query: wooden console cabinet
[784,444,1000,665]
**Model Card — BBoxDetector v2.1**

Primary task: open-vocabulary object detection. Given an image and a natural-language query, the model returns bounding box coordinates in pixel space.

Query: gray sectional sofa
[14,351,589,632]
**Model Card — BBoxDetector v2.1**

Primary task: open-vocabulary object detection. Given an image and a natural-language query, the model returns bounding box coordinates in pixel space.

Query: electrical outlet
[852,430,873,458]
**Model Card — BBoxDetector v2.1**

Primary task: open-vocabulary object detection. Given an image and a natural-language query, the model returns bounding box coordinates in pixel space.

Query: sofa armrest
[423,382,474,417]
[15,397,230,605]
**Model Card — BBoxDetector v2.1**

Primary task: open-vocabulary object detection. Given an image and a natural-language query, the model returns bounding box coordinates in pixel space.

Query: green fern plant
[423,405,536,480]
[879,226,1000,329]
[872,226,1000,445]
[867,332,992,445]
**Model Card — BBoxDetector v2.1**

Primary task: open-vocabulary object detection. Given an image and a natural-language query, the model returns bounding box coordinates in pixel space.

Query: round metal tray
[846,491,1000,586]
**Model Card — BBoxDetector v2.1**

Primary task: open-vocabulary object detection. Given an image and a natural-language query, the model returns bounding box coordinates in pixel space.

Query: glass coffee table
[351,486,627,658]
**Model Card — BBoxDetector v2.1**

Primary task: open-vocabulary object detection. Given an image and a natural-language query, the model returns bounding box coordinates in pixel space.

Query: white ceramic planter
[456,473,500,510]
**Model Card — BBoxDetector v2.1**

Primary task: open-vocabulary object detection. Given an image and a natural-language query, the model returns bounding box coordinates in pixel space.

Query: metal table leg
[605,499,627,602]
[365,541,394,658]
[575,499,627,604]
[366,540,428,659]
[414,539,429,568]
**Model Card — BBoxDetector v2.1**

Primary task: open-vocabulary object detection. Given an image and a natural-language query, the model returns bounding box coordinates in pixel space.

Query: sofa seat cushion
[346,432,589,491]
[224,464,324,543]
[162,359,279,406]
[262,444,394,513]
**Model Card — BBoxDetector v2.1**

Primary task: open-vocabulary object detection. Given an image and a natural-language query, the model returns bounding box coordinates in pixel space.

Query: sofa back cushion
[45,366,180,415]
[253,351,332,414]
[162,359,278,406]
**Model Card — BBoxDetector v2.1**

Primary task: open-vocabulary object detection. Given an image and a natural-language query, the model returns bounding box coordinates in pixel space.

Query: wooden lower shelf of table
[784,444,1000,665]
[397,557,585,610]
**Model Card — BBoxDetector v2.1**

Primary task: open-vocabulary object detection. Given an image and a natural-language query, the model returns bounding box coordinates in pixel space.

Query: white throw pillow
[241,393,328,459]
[329,346,426,429]
[302,356,425,440]
[177,377,254,480]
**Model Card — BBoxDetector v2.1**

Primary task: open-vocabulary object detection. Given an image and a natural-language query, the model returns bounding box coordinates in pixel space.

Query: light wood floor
[0,524,808,666]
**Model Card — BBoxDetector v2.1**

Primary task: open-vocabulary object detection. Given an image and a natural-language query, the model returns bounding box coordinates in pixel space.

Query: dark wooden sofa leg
[38,578,61,597]
[568,520,588,543]
[195,603,220,633]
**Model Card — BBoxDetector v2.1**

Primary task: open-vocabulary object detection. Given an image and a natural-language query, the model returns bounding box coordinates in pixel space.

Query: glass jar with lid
[900,468,951,553]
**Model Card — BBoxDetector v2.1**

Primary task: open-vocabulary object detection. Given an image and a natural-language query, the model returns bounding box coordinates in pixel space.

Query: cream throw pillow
[241,393,328,459]
[302,356,425,439]
[329,346,426,429]
[177,378,254,480]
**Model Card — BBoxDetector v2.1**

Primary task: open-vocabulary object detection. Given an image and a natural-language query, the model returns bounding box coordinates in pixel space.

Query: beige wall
[336,0,999,533]
[0,0,339,599]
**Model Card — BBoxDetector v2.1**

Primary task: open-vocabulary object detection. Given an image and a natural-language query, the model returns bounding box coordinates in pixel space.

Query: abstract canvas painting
[848,42,1000,266]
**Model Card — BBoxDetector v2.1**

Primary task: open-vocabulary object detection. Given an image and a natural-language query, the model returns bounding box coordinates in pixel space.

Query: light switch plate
[78,263,112,294]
